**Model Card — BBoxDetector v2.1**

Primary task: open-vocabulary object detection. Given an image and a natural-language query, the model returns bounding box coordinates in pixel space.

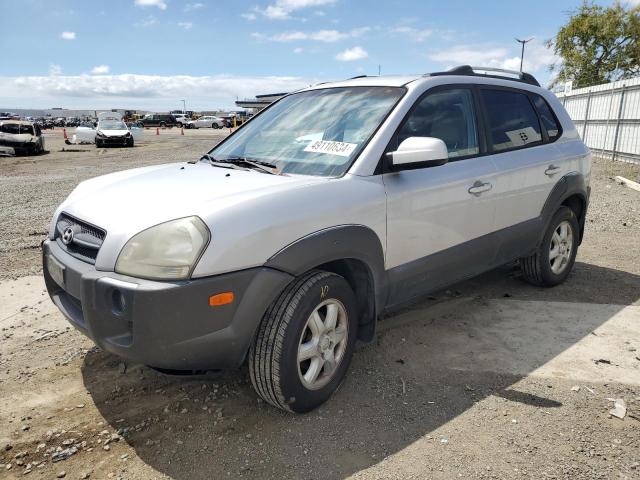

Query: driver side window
[397,88,479,159]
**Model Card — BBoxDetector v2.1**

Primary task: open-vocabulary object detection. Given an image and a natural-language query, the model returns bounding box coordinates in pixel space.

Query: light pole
[515,37,533,73]
[181,99,186,114]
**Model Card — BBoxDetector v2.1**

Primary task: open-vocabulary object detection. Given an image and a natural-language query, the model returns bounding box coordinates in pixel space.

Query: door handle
[468,180,493,196]
[545,164,561,176]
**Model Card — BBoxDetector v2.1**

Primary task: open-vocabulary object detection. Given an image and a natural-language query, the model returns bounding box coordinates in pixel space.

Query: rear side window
[532,94,561,141]
[481,89,542,152]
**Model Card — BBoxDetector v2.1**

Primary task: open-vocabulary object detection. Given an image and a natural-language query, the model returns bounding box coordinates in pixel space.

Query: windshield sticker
[304,140,358,157]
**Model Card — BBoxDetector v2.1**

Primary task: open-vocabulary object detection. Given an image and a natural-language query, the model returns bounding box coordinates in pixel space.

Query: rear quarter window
[481,89,542,152]
[532,94,562,141]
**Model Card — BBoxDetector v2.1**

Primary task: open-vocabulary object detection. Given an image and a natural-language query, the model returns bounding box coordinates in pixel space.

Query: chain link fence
[557,76,640,165]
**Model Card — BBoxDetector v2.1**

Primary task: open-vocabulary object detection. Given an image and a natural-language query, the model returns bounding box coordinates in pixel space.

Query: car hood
[97,129,129,137]
[53,161,326,264]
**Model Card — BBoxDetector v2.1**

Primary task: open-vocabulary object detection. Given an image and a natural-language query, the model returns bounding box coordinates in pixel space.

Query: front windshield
[0,123,34,135]
[99,121,127,130]
[209,86,404,177]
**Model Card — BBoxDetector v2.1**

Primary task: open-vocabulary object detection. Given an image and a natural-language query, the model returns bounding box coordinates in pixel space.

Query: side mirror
[387,137,448,170]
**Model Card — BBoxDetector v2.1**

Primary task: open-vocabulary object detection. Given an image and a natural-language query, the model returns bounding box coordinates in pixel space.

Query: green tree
[548,1,640,88]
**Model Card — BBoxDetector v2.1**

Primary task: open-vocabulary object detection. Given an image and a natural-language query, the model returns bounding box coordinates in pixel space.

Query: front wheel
[249,271,358,413]
[520,206,579,287]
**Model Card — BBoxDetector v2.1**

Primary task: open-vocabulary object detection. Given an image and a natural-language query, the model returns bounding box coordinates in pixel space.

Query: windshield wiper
[216,156,281,175]
[196,153,239,170]
[199,154,282,175]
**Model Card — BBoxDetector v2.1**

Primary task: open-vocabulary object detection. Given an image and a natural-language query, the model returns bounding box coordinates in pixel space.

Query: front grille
[55,213,106,264]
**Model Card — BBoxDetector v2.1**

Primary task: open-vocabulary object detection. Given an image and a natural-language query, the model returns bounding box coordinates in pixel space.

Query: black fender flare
[264,224,387,315]
[540,172,590,243]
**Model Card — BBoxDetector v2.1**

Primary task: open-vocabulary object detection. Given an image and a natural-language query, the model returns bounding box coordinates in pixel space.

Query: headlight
[115,216,210,280]
[96,131,106,138]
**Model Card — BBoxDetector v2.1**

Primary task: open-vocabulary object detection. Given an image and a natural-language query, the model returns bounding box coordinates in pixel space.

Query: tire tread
[249,271,334,411]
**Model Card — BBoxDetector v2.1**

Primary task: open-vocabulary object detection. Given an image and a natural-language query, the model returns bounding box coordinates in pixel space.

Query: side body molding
[265,225,387,338]
[540,172,589,244]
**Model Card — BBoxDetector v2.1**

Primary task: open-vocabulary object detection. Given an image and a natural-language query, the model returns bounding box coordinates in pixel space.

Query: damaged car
[0,120,45,155]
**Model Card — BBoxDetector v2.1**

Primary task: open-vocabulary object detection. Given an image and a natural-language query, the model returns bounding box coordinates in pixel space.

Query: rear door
[383,86,500,306]
[479,87,567,262]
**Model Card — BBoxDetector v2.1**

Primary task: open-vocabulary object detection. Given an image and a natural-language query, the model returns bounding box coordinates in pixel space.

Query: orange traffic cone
[63,128,68,140]
[156,127,159,135]
[181,127,184,136]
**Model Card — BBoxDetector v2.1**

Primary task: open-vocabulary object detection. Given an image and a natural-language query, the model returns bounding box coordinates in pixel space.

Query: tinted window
[533,94,561,140]
[482,89,542,152]
[398,88,479,158]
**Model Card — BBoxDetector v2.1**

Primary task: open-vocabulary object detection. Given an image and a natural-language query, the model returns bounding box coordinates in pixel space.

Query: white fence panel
[558,77,640,164]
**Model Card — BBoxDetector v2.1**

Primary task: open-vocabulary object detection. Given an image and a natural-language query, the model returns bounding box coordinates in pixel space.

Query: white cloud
[184,2,204,11]
[49,64,62,76]
[134,15,157,27]
[428,41,558,73]
[391,26,432,42]
[90,65,110,75]
[336,46,368,61]
[293,47,304,53]
[256,0,336,20]
[0,74,317,110]
[253,29,348,42]
[241,12,257,20]
[60,31,76,40]
[178,21,193,29]
[134,0,167,10]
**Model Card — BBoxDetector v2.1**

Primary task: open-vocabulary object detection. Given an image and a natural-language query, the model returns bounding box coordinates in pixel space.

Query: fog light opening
[112,289,127,315]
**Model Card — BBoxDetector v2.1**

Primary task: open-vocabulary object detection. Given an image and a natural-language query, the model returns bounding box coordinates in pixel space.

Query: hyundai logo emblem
[62,227,74,245]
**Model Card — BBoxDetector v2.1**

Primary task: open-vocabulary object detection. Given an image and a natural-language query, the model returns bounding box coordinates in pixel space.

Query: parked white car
[43,66,591,413]
[74,116,143,146]
[186,115,224,129]
[173,114,189,127]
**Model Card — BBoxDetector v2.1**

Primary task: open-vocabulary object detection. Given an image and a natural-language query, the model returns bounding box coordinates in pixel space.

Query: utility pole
[515,37,533,72]
[181,99,186,114]
[378,64,381,76]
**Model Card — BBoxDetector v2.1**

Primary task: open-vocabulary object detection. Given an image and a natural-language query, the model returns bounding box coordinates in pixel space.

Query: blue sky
[0,0,630,110]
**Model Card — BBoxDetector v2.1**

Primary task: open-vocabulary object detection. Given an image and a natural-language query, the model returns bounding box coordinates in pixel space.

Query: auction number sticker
[304,140,358,157]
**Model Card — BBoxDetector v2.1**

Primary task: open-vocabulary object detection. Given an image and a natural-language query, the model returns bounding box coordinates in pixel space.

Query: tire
[249,271,358,413]
[95,139,102,148]
[177,122,183,128]
[520,206,579,287]
[128,138,134,148]
[159,122,166,128]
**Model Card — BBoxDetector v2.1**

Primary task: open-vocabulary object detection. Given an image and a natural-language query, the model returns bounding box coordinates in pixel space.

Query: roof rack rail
[429,65,540,87]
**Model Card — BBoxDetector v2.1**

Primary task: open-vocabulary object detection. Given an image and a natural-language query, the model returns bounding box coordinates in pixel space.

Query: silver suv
[43,66,591,413]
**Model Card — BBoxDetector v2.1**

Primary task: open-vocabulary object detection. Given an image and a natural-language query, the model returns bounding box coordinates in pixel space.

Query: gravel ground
[0,133,639,479]
[0,128,229,280]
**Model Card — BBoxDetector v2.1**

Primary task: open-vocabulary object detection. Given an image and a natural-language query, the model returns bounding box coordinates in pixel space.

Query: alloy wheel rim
[297,299,349,390]
[549,220,573,275]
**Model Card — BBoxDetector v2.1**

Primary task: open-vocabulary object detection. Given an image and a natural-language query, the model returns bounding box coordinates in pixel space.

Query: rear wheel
[249,271,358,413]
[520,206,579,287]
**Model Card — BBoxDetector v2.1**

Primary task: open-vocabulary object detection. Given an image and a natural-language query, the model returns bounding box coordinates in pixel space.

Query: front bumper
[97,135,131,145]
[42,240,293,370]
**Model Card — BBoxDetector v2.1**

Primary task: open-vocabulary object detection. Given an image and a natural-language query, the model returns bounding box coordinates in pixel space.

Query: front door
[383,86,499,307]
